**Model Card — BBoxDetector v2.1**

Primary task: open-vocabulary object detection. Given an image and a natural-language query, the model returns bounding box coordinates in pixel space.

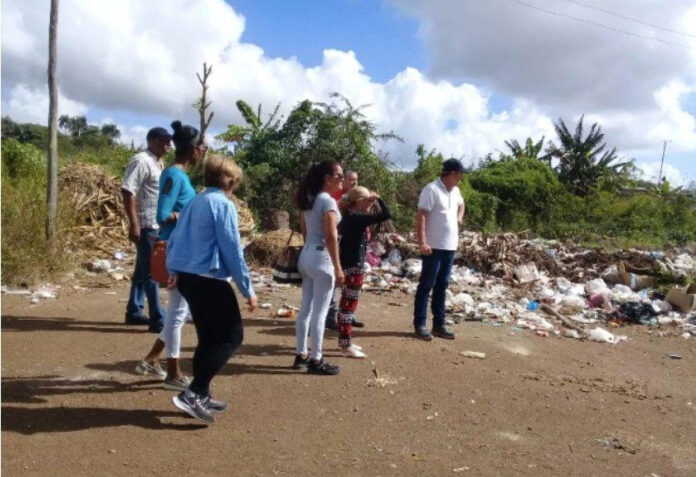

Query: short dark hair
[441,158,465,175]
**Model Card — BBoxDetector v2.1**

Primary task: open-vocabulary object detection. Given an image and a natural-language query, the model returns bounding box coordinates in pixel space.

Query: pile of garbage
[357,231,696,344]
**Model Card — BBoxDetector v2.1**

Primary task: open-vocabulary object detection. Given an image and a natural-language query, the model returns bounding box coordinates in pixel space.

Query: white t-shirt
[303,192,341,245]
[417,178,464,251]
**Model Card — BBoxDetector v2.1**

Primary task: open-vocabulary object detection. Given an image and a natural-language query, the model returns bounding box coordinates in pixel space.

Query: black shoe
[201,395,228,413]
[351,318,365,328]
[325,320,338,331]
[125,314,149,325]
[432,326,456,340]
[292,354,310,369]
[148,321,164,333]
[414,326,433,341]
[172,391,214,423]
[307,358,340,375]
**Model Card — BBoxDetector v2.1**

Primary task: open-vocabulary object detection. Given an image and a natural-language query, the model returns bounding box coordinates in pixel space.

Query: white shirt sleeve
[456,187,464,206]
[417,184,435,211]
[121,156,147,195]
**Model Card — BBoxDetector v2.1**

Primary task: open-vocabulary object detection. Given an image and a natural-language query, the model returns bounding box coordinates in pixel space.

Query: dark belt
[314,245,325,251]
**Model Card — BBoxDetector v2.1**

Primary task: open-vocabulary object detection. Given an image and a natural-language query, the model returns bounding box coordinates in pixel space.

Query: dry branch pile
[245,229,304,266]
[59,163,130,258]
[59,163,257,261]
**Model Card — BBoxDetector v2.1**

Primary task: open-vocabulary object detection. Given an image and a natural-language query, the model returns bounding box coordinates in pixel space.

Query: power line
[506,0,692,50]
[562,0,696,39]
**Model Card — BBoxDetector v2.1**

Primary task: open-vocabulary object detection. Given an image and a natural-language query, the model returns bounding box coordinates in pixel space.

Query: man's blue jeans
[125,227,164,325]
[413,249,455,330]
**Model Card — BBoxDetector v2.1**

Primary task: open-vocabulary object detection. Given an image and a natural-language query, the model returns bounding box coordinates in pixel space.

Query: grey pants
[296,245,335,360]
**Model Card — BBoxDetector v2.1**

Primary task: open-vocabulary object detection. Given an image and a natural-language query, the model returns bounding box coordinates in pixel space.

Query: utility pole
[46,0,59,240]
[657,140,668,186]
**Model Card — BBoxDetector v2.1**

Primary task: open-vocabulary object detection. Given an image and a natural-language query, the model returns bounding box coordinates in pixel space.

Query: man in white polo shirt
[413,158,465,340]
[121,127,171,332]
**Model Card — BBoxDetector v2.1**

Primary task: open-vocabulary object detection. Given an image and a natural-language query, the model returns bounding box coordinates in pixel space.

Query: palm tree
[216,100,280,143]
[504,137,545,160]
[546,115,629,196]
[58,115,88,137]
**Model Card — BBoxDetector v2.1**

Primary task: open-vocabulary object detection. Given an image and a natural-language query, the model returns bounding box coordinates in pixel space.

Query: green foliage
[219,94,401,226]
[505,136,545,160]
[1,140,75,285]
[546,115,632,196]
[468,157,562,229]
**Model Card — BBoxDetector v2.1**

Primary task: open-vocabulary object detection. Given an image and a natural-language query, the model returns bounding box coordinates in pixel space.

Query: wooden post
[46,0,59,240]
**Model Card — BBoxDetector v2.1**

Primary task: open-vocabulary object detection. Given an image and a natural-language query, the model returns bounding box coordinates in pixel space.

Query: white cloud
[390,0,696,161]
[2,84,88,124]
[637,161,691,188]
[2,0,694,172]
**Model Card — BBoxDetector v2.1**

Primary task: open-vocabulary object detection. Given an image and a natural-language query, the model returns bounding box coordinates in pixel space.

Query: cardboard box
[666,283,696,314]
[618,261,655,290]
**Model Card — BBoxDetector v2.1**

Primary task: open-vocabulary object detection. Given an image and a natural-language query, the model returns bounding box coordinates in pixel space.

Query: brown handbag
[150,239,169,285]
[272,230,303,284]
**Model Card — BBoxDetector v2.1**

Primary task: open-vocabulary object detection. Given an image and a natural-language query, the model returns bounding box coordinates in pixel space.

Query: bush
[468,157,562,230]
[1,140,76,285]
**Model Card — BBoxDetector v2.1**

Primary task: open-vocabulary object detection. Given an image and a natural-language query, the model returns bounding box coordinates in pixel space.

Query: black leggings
[177,272,244,397]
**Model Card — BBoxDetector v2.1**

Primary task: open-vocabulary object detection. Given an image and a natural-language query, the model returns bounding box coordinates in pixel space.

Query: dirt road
[2,279,695,476]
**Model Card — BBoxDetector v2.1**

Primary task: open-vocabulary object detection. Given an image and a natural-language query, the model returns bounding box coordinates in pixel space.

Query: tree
[194,62,214,141]
[100,123,121,140]
[218,94,400,223]
[58,114,88,137]
[46,0,59,240]
[546,115,630,197]
[505,136,545,160]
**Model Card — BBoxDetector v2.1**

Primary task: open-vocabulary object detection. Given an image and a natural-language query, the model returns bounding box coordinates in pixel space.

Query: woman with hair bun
[292,160,344,376]
[135,121,206,391]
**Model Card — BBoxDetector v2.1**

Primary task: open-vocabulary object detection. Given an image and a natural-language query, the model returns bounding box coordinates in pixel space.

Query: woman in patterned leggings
[336,186,392,358]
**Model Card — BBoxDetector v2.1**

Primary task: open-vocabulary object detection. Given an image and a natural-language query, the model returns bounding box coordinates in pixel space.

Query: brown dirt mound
[245,229,304,266]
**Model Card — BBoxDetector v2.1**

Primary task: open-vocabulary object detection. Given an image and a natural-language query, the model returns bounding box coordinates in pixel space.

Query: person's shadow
[1,376,206,434]
[1,315,146,334]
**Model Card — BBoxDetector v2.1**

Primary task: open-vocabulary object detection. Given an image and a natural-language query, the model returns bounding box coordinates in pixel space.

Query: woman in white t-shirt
[292,161,345,375]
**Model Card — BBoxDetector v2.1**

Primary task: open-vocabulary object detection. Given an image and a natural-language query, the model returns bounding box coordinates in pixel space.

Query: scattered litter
[460,350,486,359]
[276,308,296,318]
[667,353,682,360]
[588,327,626,344]
[260,302,272,309]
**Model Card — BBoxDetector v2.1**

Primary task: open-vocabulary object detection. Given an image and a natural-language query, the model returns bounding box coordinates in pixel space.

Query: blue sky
[2,0,694,182]
[230,0,425,83]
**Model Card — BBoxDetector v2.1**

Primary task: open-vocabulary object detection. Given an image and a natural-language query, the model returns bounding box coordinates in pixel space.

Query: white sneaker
[135,360,166,379]
[340,343,363,352]
[340,344,367,359]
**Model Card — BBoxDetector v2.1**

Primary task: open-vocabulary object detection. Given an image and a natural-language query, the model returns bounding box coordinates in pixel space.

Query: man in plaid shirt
[121,127,171,332]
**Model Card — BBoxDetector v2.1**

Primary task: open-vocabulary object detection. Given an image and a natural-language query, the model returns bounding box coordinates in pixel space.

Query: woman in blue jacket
[167,154,257,424]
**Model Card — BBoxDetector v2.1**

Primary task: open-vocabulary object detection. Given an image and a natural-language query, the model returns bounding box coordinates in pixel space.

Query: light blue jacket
[166,187,255,299]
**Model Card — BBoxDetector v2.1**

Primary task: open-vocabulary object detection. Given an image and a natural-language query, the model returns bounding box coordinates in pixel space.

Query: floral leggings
[337,269,365,349]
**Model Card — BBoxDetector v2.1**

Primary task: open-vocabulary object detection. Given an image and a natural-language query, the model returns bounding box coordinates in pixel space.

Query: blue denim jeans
[413,249,455,330]
[125,227,165,324]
